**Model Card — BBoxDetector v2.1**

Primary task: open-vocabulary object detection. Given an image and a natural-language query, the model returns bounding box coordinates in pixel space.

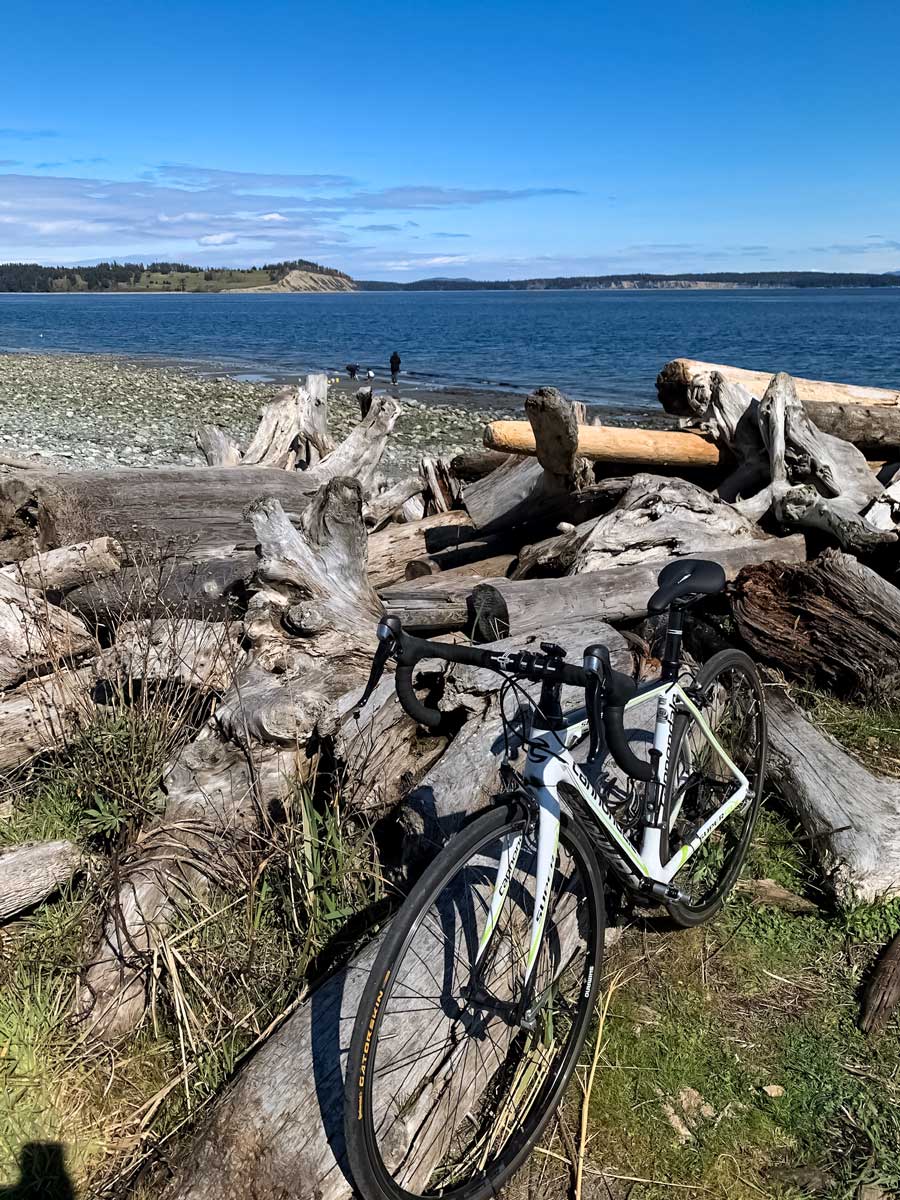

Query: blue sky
[1,0,898,279]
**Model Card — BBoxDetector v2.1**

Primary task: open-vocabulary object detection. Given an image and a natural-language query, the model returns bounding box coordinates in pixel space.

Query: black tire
[664,649,767,927]
[344,801,605,1200]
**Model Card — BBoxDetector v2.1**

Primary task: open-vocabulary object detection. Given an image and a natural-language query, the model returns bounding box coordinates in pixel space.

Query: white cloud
[198,232,238,246]
[259,212,288,222]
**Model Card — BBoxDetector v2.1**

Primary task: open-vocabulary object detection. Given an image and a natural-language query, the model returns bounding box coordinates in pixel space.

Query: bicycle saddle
[647,558,726,614]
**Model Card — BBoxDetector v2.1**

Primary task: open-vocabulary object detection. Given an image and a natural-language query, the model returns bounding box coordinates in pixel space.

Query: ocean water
[0,287,898,411]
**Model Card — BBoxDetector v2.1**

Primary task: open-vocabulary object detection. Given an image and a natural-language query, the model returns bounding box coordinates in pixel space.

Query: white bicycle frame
[475,677,750,983]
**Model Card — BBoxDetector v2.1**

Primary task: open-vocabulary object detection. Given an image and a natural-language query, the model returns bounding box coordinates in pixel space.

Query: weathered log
[0,667,96,770]
[463,388,594,534]
[484,419,721,469]
[472,537,806,641]
[860,933,900,1035]
[657,357,900,415]
[101,619,246,692]
[0,573,97,689]
[78,480,390,1038]
[305,393,399,495]
[2,393,399,561]
[767,688,900,902]
[1,537,125,594]
[0,467,327,560]
[379,576,481,633]
[405,552,514,582]
[363,476,425,531]
[449,448,513,481]
[419,456,460,513]
[63,554,256,624]
[366,510,475,590]
[733,550,900,699]
[0,840,84,921]
[195,424,242,467]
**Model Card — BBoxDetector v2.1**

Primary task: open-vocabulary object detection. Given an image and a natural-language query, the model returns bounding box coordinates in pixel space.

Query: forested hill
[358,271,900,290]
[0,259,352,293]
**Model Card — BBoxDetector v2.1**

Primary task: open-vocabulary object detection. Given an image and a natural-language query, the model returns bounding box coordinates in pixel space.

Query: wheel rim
[669,662,765,910]
[360,817,600,1199]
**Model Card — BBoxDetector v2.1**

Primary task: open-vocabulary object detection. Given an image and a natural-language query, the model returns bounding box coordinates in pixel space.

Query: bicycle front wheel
[344,801,605,1200]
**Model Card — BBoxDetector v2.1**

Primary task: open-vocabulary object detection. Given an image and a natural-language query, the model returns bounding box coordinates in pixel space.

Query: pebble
[0,351,518,476]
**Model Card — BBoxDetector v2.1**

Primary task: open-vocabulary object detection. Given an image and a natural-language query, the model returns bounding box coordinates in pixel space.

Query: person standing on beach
[390,350,401,384]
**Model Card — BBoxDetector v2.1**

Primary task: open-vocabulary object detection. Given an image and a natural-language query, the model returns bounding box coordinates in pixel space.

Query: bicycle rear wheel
[665,648,767,926]
[344,801,605,1200]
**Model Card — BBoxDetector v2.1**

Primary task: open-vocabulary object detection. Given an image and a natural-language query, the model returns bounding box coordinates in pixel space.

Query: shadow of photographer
[0,1143,75,1199]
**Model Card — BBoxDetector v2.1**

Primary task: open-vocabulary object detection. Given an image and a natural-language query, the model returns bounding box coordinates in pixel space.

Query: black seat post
[661,606,685,682]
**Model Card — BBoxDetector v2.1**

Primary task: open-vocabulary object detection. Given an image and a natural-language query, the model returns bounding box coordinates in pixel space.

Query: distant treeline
[0,258,352,292]
[357,271,900,291]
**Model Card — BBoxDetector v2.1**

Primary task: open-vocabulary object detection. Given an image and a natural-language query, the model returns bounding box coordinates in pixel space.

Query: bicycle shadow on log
[0,1143,76,1200]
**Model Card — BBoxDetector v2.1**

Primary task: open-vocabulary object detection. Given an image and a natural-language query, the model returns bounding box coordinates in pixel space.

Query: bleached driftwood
[767,688,900,902]
[0,840,85,920]
[0,572,97,689]
[366,510,475,589]
[473,538,805,641]
[1,537,125,593]
[196,375,332,470]
[101,619,246,692]
[78,479,392,1038]
[0,667,96,771]
[363,476,425,531]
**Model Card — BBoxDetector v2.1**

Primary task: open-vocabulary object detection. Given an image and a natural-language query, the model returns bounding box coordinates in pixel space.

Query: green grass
[525,807,900,1200]
[0,709,384,1196]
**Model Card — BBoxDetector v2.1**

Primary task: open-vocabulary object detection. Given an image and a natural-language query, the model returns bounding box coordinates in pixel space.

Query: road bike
[344,558,767,1200]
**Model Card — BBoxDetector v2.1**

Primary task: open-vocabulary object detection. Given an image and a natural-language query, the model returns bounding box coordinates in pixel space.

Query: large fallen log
[767,688,900,902]
[657,355,900,427]
[62,554,257,625]
[463,388,591,534]
[484,419,721,470]
[733,549,900,700]
[472,537,806,641]
[366,510,475,589]
[1,395,400,561]
[0,840,85,921]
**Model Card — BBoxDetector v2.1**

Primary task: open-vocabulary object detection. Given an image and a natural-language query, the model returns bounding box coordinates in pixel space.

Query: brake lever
[583,643,611,764]
[354,615,402,714]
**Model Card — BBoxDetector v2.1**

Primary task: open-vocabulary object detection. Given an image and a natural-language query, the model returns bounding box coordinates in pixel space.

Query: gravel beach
[0,352,523,475]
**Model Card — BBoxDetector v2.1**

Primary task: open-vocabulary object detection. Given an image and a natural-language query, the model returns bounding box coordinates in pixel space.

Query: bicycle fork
[472,789,561,1029]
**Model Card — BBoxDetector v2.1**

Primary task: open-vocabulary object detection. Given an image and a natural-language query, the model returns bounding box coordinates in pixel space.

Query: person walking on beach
[390,350,401,384]
[346,362,360,381]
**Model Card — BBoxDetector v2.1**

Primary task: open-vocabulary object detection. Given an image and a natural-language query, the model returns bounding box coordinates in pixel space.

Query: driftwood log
[860,933,900,1035]
[657,358,900,440]
[767,687,900,902]
[472,537,805,641]
[196,374,332,470]
[0,667,96,771]
[1,536,125,593]
[1,394,400,561]
[484,419,721,470]
[0,572,97,689]
[733,550,900,700]
[0,839,85,920]
[63,554,257,625]
[79,477,439,1038]
[366,510,475,589]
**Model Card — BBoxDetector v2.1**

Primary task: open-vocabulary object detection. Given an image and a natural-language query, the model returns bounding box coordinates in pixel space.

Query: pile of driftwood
[4,361,900,1196]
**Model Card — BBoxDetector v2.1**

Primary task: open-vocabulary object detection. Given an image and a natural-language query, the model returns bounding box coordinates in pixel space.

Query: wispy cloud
[0,162,579,269]
[434,231,471,238]
[0,128,60,141]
